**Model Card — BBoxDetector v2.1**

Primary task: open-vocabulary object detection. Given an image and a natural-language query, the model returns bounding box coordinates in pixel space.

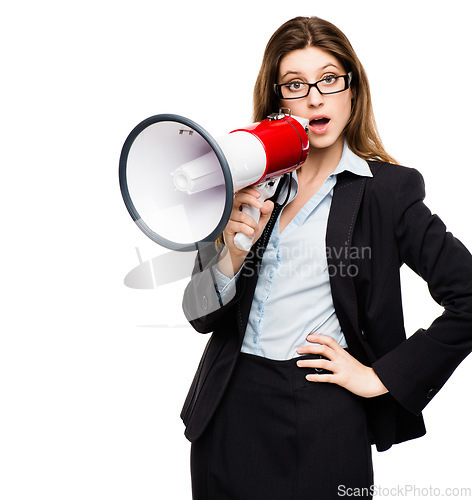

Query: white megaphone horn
[119,109,309,252]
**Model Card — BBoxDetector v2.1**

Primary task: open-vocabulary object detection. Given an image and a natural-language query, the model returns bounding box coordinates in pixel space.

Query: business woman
[180,16,472,500]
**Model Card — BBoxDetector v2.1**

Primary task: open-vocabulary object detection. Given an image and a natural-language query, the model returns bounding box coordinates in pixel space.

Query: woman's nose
[306,86,324,106]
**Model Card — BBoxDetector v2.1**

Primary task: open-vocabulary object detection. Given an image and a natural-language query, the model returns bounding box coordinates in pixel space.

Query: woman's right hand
[218,187,275,277]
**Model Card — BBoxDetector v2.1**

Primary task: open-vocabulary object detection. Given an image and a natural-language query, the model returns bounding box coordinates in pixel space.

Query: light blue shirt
[215,142,373,360]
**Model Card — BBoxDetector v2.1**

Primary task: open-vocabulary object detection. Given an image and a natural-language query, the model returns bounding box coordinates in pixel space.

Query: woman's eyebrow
[280,63,340,80]
[280,71,303,79]
[320,63,340,71]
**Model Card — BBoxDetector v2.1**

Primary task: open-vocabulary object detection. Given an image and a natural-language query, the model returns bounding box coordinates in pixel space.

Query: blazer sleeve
[371,167,472,416]
[181,241,246,333]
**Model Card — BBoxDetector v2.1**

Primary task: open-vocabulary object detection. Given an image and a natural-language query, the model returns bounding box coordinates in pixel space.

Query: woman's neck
[296,135,344,186]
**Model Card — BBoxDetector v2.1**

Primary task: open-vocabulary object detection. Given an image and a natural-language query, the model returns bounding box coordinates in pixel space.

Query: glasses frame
[274,72,352,100]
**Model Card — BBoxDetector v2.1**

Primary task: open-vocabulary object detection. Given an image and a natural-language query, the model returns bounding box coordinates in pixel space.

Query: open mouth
[309,117,330,134]
[310,117,330,126]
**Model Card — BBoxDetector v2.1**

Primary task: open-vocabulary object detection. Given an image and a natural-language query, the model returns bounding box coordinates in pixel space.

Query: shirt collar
[290,140,372,187]
[332,140,373,177]
[280,140,372,205]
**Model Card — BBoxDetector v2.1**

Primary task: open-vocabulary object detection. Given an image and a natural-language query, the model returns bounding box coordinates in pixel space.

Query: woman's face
[277,46,353,153]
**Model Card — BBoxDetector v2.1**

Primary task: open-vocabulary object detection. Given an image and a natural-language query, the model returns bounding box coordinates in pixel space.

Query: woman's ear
[349,86,357,110]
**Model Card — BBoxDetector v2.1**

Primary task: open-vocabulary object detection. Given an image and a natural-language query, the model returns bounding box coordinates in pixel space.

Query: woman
[180,16,472,500]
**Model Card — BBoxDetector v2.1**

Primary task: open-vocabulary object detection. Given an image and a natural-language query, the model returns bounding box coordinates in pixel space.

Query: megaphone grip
[234,204,261,252]
[233,179,280,252]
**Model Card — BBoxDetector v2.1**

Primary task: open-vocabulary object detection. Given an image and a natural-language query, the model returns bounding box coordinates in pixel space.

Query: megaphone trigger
[233,177,281,252]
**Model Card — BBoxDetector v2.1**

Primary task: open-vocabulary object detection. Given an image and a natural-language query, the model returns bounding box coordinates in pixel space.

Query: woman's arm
[370,167,472,415]
[182,187,275,333]
[295,168,472,406]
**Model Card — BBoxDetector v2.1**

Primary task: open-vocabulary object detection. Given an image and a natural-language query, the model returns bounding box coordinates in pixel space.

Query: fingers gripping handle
[233,178,280,252]
[233,203,261,252]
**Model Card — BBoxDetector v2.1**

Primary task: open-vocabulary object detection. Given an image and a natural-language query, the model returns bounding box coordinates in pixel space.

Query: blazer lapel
[326,171,369,363]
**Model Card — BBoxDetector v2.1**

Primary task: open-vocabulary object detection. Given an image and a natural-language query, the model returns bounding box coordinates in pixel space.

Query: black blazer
[180,161,472,452]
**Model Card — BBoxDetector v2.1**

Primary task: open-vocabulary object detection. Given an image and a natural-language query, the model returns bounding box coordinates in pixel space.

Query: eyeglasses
[274,72,352,99]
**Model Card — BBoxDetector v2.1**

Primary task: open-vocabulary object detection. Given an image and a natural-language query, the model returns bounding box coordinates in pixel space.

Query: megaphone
[119,109,309,252]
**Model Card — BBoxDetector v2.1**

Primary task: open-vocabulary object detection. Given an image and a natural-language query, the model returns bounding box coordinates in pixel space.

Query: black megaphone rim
[119,113,234,252]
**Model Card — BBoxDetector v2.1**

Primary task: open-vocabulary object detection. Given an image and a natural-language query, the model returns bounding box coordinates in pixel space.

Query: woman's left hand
[296,333,389,398]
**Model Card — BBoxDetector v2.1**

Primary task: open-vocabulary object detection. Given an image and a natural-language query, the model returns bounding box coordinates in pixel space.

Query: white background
[1,0,472,498]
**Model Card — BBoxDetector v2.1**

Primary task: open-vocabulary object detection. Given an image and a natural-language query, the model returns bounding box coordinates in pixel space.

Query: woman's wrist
[365,367,389,398]
[217,244,247,277]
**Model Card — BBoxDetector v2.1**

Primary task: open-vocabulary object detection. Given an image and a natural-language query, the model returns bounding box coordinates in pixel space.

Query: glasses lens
[280,82,309,98]
[318,75,347,94]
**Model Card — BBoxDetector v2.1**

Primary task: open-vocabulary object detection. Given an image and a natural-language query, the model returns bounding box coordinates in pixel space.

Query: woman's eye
[288,82,305,91]
[322,75,337,85]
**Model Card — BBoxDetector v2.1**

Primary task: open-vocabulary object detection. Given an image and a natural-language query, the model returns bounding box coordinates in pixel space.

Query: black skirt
[190,351,373,500]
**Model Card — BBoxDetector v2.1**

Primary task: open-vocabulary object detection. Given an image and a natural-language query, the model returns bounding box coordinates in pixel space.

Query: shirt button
[269,270,275,279]
[273,239,279,248]
[202,295,208,311]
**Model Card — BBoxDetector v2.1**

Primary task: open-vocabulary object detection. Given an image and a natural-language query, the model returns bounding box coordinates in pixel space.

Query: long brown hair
[253,16,397,164]
[215,16,395,249]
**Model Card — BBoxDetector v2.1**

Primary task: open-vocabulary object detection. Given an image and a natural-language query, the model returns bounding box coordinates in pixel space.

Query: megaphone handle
[233,179,280,252]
